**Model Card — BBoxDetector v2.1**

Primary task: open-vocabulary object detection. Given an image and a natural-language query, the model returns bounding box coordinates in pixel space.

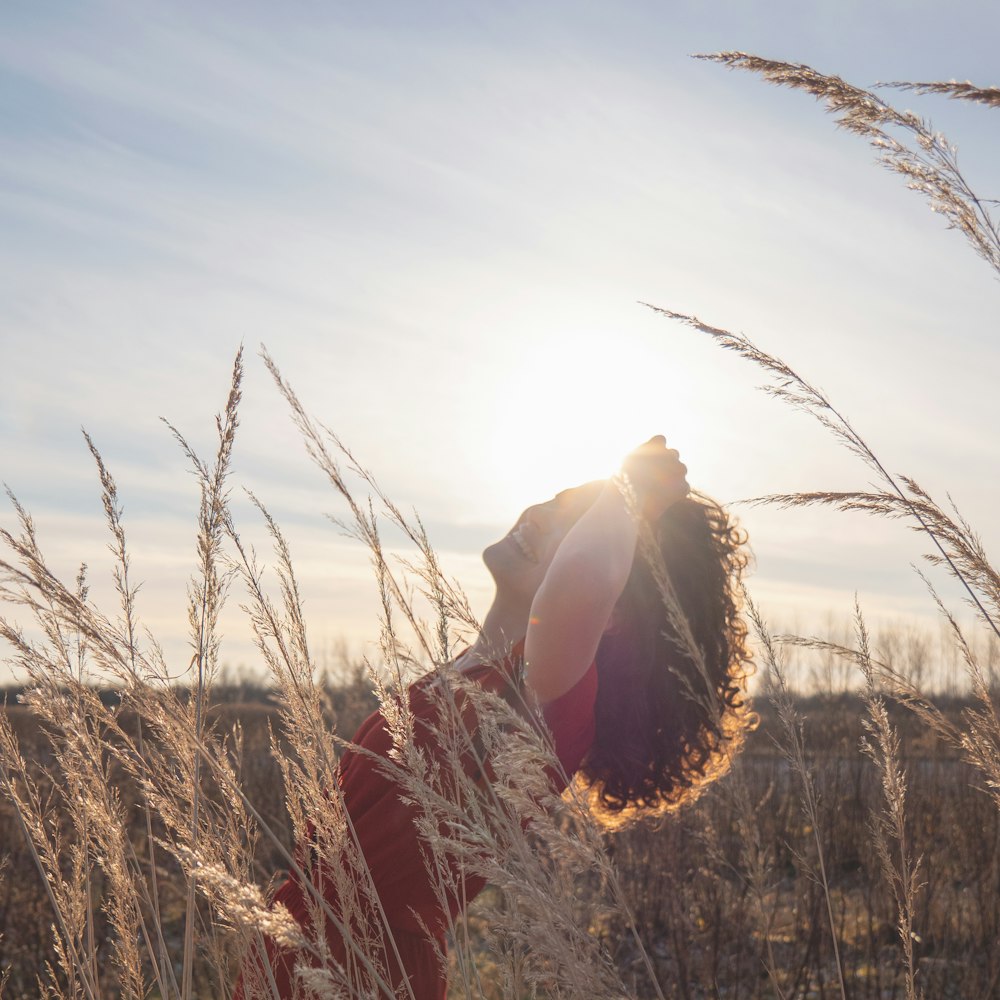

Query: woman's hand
[621,435,689,521]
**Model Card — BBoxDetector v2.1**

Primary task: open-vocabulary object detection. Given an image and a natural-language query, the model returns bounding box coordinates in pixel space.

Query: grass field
[2,670,998,998]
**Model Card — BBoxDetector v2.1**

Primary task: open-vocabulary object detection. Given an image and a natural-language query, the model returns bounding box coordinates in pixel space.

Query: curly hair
[576,492,754,828]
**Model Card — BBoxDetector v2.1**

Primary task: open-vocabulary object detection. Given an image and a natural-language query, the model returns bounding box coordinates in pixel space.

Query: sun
[472,327,708,518]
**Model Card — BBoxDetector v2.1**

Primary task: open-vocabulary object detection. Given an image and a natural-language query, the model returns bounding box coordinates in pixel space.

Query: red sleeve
[540,661,597,779]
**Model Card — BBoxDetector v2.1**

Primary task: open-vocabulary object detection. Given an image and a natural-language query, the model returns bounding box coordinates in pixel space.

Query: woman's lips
[508,526,538,563]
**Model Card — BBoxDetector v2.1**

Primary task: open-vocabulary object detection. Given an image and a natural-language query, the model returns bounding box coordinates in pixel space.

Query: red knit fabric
[235,644,597,999]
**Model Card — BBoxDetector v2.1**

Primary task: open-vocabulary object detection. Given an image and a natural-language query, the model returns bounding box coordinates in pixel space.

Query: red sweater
[236,643,597,1000]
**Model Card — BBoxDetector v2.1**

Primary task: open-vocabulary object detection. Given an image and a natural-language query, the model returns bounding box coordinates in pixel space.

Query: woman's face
[482,481,606,602]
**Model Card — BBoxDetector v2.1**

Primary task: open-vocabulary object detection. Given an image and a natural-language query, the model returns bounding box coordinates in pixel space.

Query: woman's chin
[481,539,506,577]
[483,541,541,599]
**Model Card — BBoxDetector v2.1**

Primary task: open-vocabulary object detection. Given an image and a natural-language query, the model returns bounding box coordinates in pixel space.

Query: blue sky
[2,0,999,681]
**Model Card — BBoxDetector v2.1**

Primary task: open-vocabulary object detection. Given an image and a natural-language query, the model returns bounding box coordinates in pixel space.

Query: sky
[2,0,999,685]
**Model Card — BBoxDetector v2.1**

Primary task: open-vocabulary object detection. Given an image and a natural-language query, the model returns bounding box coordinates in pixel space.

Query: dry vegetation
[2,55,999,999]
[3,663,999,998]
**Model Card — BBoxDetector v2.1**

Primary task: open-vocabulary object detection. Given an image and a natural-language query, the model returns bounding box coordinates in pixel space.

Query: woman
[237,436,752,999]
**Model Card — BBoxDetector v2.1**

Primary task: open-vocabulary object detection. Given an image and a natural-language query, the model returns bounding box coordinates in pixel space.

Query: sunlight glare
[478,327,707,517]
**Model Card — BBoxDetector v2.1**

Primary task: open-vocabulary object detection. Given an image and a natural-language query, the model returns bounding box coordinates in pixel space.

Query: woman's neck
[459,593,528,668]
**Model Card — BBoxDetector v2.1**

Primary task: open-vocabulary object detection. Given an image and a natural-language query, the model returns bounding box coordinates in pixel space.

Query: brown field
[2,678,997,999]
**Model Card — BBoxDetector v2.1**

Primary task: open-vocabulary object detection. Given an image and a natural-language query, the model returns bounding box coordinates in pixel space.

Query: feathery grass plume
[647,296,1000,831]
[0,495,170,999]
[745,484,1000,641]
[854,601,925,1000]
[648,257,995,987]
[742,591,848,1000]
[82,428,173,990]
[259,351,447,1000]
[224,495,415,999]
[880,79,1000,109]
[695,52,1000,276]
[643,303,1000,648]
[162,347,243,1000]
[911,574,1000,808]
[0,707,98,1000]
[260,347,458,671]
[0,351,279,999]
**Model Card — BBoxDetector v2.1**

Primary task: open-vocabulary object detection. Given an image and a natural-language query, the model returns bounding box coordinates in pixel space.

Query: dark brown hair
[578,493,753,825]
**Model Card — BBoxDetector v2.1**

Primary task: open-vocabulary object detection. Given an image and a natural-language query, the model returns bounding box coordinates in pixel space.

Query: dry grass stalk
[753,484,1000,639]
[742,592,848,1000]
[696,52,1000,276]
[82,429,174,990]
[388,676,630,999]
[0,712,99,1000]
[643,302,1000,649]
[162,348,243,1000]
[260,347,477,668]
[910,577,1000,808]
[225,508,416,998]
[648,226,1000,839]
[0,499,172,998]
[879,79,1000,109]
[853,602,925,1000]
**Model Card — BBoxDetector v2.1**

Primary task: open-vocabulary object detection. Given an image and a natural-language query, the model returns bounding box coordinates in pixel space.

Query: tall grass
[648,52,1000,1000]
[1,53,999,999]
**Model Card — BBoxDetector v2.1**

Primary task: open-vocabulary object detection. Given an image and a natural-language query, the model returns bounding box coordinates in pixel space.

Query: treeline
[2,678,984,756]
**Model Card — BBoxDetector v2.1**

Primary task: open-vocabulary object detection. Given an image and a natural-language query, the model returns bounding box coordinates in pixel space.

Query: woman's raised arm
[523,437,688,703]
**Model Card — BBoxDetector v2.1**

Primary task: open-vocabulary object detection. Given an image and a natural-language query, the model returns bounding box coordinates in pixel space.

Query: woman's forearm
[523,483,637,702]
[537,481,637,611]
[524,439,687,702]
